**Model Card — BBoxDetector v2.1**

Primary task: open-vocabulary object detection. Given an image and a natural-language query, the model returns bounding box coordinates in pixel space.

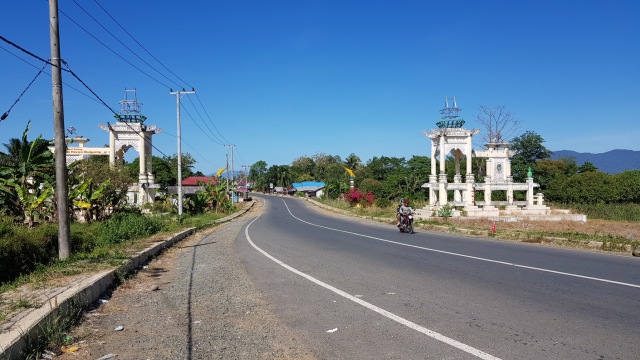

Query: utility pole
[49,0,70,259]
[169,88,195,216]
[225,153,229,201]
[225,145,235,203]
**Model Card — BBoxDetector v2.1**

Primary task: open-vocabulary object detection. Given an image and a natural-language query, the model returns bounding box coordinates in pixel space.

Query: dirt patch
[52,203,315,360]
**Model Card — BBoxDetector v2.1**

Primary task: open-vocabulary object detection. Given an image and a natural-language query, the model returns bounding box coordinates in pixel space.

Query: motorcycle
[398,213,414,234]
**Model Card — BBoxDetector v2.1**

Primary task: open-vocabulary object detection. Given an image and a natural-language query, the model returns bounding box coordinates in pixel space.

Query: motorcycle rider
[396,198,404,225]
[397,199,414,227]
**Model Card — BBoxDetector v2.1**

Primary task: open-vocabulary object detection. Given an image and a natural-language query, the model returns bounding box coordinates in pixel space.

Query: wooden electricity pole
[49,0,71,259]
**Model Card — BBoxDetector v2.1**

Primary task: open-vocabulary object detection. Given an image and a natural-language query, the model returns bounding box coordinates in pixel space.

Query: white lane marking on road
[245,210,502,360]
[282,199,640,289]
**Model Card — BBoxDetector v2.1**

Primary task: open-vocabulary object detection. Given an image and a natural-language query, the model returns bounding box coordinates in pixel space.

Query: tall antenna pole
[169,88,195,216]
[49,0,71,259]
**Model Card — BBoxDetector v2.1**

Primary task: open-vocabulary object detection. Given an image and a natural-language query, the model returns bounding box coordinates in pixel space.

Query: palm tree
[344,153,361,172]
[0,121,55,222]
[0,120,54,187]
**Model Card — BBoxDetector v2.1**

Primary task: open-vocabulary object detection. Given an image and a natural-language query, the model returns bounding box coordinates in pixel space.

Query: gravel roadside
[55,201,315,360]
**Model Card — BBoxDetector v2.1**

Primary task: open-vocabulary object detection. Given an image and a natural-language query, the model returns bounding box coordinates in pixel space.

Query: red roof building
[181,176,217,186]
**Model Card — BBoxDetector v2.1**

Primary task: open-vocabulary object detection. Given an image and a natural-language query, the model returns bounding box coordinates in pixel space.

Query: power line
[195,93,232,145]
[1,63,46,121]
[161,131,218,168]
[57,6,172,89]
[57,2,237,160]
[1,44,109,106]
[184,95,226,145]
[180,103,225,146]
[91,0,193,90]
[60,61,170,158]
[0,35,55,66]
[70,0,184,89]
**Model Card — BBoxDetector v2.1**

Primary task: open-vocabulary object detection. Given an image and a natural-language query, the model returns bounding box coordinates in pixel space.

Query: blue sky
[1,0,638,174]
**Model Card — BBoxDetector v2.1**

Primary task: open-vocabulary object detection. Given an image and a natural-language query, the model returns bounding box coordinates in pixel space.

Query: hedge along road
[239,194,640,360]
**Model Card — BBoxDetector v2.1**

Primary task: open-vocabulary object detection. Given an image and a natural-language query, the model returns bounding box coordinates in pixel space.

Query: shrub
[438,205,454,220]
[374,197,391,208]
[345,188,363,206]
[363,192,375,207]
[0,221,58,284]
[97,212,164,245]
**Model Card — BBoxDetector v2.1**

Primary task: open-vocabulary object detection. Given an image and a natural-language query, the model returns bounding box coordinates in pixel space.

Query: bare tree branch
[476,105,521,145]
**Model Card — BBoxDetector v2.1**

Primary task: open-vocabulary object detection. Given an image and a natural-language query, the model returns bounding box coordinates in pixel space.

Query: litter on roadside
[96,354,116,360]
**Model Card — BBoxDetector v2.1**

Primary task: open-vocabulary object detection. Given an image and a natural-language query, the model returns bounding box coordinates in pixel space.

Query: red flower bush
[344,188,376,207]
[363,191,376,206]
[345,187,363,206]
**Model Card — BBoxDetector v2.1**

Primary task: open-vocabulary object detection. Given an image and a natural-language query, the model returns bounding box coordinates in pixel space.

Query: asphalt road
[238,195,640,360]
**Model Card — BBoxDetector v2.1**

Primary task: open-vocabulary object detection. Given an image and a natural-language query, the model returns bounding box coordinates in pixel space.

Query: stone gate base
[415,205,587,222]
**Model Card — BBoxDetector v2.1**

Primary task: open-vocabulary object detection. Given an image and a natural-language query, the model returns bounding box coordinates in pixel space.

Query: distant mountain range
[551,149,640,174]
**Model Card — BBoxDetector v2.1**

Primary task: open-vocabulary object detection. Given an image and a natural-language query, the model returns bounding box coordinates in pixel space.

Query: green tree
[613,170,640,203]
[0,121,55,221]
[554,171,616,204]
[510,131,552,181]
[578,161,598,173]
[361,156,406,181]
[66,157,127,214]
[343,153,361,172]
[127,153,196,188]
[291,156,315,181]
[0,120,54,188]
[313,153,342,182]
[534,158,578,193]
[249,160,268,191]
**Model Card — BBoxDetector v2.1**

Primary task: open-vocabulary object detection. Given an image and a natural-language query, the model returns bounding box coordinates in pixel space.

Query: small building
[167,176,218,195]
[292,181,326,198]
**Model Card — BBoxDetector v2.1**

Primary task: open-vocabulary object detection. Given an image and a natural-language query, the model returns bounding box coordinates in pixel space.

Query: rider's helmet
[404,199,409,206]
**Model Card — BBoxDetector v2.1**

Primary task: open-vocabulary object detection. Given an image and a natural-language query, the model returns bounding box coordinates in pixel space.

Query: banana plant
[3,179,53,227]
[69,177,111,223]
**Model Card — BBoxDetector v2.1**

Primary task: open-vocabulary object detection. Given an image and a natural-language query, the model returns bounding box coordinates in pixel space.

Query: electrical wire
[179,104,225,146]
[91,0,193,90]
[0,40,112,112]
[5,5,239,171]
[0,35,54,67]
[60,2,236,163]
[57,7,172,89]
[195,93,232,145]
[161,131,218,168]
[62,1,238,166]
[60,60,169,158]
[1,63,46,121]
[70,0,184,90]
[184,95,226,145]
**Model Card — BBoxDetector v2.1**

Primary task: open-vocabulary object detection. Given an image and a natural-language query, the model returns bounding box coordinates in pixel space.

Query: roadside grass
[313,197,640,252]
[17,298,86,360]
[554,202,640,222]
[0,207,241,359]
[0,209,236,295]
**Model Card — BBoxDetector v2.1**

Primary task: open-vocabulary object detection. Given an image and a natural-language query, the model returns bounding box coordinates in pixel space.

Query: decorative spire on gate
[115,88,147,123]
[436,96,465,129]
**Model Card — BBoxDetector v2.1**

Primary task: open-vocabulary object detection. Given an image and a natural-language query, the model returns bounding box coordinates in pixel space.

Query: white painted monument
[416,97,584,221]
[57,90,162,207]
